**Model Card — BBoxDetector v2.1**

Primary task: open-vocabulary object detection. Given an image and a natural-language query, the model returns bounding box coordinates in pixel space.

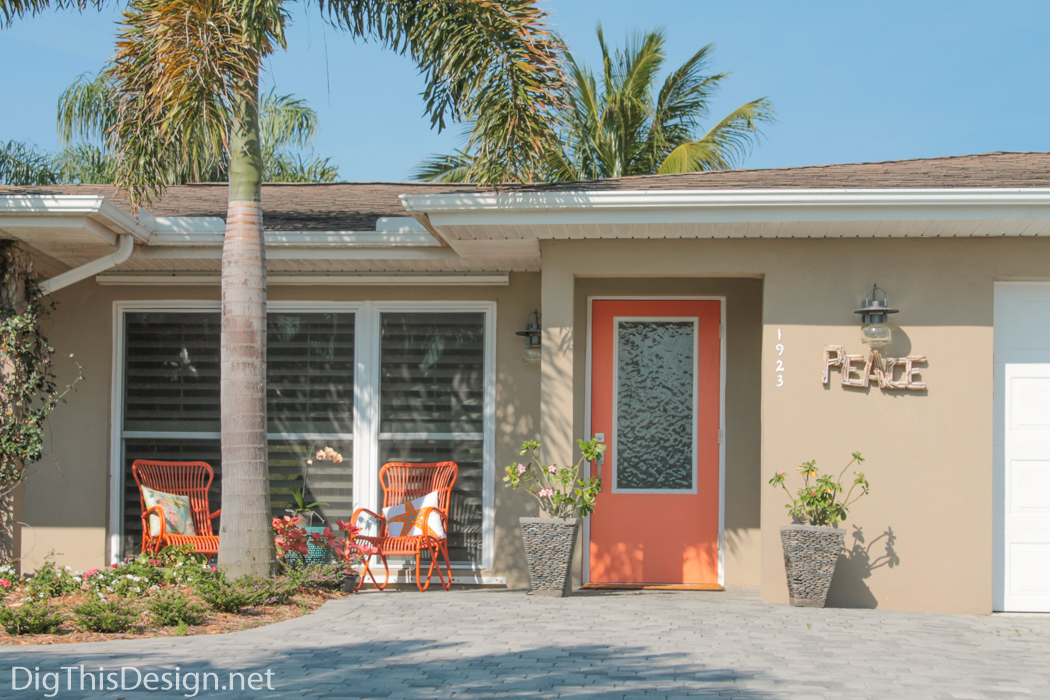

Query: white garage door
[995,282,1050,612]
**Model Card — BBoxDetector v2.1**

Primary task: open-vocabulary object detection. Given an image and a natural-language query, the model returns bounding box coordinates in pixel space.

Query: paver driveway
[0,588,1047,699]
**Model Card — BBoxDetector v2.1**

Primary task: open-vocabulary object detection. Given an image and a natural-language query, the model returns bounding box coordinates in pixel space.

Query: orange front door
[588,299,721,585]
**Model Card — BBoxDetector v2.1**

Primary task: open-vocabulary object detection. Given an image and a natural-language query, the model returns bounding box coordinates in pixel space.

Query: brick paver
[0,588,1047,699]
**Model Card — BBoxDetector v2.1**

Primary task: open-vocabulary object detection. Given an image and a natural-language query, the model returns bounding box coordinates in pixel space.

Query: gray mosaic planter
[779,524,845,608]
[520,517,580,597]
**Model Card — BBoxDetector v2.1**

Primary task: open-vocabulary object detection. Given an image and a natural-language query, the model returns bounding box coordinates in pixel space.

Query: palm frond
[412,149,476,183]
[320,0,566,186]
[0,140,58,185]
[0,0,104,27]
[656,98,776,174]
[57,72,116,146]
[54,143,117,183]
[259,88,320,151]
[264,150,339,182]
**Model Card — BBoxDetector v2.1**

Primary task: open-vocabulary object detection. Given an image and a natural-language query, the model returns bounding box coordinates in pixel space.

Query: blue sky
[2,0,1047,182]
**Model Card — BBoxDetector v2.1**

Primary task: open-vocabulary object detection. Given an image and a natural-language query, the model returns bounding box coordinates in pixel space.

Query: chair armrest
[351,508,384,535]
[209,509,221,520]
[143,505,167,538]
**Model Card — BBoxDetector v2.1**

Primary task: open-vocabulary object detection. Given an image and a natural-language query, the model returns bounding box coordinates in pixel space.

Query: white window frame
[611,316,700,495]
[108,300,496,571]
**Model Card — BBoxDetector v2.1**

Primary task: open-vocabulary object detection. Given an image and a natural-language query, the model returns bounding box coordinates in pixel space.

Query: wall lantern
[855,283,898,347]
[516,309,542,363]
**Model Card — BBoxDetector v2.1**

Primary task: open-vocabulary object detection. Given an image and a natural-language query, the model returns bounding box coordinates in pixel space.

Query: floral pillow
[383,491,446,540]
[141,486,197,537]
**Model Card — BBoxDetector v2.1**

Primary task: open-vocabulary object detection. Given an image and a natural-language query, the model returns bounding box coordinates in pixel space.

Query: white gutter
[38,235,135,296]
[0,195,153,243]
[401,187,1050,227]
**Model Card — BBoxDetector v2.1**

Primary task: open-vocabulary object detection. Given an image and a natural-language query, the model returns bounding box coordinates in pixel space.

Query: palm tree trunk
[217,71,275,578]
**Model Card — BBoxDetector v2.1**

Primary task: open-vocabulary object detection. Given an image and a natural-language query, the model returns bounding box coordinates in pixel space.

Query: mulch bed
[0,588,351,646]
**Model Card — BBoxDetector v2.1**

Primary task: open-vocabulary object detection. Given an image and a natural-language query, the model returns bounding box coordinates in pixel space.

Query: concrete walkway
[0,588,1048,699]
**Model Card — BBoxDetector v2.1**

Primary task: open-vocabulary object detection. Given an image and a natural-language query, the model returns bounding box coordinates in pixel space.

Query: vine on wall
[0,241,82,562]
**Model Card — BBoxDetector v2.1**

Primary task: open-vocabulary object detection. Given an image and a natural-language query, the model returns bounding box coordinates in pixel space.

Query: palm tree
[57,75,339,183]
[0,140,59,185]
[4,0,565,578]
[415,26,774,182]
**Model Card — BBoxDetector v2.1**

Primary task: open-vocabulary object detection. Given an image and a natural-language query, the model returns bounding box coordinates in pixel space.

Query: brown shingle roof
[2,153,1048,230]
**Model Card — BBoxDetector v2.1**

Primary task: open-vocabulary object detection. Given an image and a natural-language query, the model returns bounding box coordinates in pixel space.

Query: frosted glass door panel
[614,320,696,491]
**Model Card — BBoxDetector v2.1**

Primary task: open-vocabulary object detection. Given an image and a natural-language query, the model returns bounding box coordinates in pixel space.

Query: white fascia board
[449,238,541,259]
[148,229,441,247]
[0,195,153,242]
[135,245,463,261]
[402,187,1050,229]
[96,273,509,286]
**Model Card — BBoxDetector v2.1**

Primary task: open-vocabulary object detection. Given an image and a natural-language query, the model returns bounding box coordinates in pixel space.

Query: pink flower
[82,569,99,579]
[209,567,218,573]
[0,579,10,589]
[538,488,555,498]
[111,563,119,569]
[316,450,326,460]
[547,465,557,474]
[516,463,527,475]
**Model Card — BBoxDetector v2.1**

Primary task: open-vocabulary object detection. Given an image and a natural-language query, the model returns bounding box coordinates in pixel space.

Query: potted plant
[272,516,377,592]
[504,438,605,597]
[769,452,870,607]
[284,447,342,565]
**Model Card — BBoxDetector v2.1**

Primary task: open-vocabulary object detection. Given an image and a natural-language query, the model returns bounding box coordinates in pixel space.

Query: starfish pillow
[383,491,446,540]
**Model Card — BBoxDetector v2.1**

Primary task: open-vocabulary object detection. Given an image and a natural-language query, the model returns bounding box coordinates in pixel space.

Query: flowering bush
[769,452,870,527]
[73,598,139,633]
[503,438,605,518]
[26,554,81,599]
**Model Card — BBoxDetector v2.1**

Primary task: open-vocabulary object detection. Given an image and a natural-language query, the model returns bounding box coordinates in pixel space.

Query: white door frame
[583,296,727,587]
[993,281,1050,612]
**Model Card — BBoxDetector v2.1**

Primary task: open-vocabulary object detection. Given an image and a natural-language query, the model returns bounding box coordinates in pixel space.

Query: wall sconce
[855,283,898,347]
[516,309,542,363]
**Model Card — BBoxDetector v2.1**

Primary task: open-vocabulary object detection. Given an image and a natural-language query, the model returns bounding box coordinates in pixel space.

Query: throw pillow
[383,491,446,540]
[141,486,198,537]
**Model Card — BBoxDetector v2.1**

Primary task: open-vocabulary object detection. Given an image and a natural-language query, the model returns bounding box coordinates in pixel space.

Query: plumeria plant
[503,438,605,518]
[769,452,870,527]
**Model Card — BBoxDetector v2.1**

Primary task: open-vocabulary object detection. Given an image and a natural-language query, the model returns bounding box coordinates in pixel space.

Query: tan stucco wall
[539,236,1050,615]
[26,273,542,585]
[572,278,764,588]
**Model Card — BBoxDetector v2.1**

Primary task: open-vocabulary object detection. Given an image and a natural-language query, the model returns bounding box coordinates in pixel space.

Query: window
[113,302,494,569]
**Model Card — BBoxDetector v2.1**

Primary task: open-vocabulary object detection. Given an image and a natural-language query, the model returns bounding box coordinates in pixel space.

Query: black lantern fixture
[516,309,542,363]
[854,284,898,347]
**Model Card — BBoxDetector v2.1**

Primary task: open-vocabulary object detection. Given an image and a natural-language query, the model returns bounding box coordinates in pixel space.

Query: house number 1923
[775,329,784,387]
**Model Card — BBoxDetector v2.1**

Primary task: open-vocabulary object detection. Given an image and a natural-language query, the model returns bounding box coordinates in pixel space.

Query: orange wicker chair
[351,461,458,592]
[131,460,221,557]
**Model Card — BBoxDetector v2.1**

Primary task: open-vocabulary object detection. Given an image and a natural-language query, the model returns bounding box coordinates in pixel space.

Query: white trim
[0,195,154,242]
[97,273,510,286]
[148,230,441,248]
[403,187,1050,229]
[610,317,700,495]
[583,296,727,587]
[379,432,484,441]
[369,300,498,571]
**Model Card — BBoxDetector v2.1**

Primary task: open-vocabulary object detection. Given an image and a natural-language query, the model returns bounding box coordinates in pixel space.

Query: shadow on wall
[826,525,900,609]
[0,635,792,699]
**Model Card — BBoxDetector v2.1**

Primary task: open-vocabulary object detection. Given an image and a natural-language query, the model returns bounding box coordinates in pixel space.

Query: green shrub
[290,562,347,591]
[147,591,207,627]
[0,601,65,635]
[240,575,298,606]
[26,556,81,599]
[73,598,139,633]
[196,579,258,613]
